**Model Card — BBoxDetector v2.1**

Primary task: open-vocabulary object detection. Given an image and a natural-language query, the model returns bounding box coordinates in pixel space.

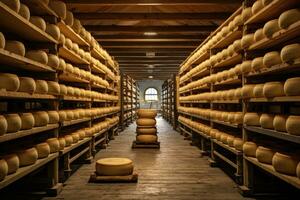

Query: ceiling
[65,0,242,80]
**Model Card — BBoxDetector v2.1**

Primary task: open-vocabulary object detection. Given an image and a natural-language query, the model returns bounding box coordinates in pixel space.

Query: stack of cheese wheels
[136,109,158,144]
[95,157,134,176]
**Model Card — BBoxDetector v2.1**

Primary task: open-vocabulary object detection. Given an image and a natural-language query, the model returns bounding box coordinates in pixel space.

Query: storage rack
[177,0,300,195]
[0,1,120,194]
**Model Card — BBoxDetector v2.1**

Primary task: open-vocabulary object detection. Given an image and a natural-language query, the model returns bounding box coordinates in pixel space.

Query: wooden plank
[249,96,300,103]
[59,46,89,65]
[213,150,237,169]
[214,76,241,86]
[213,139,242,155]
[211,119,241,129]
[21,0,58,17]
[0,124,59,143]
[69,146,90,164]
[179,84,210,94]
[91,48,106,61]
[213,53,243,68]
[60,137,91,155]
[94,137,106,146]
[0,90,56,100]
[61,118,91,127]
[89,173,138,183]
[211,28,242,49]
[178,111,210,122]
[212,100,240,104]
[61,96,91,102]
[179,121,210,139]
[179,100,210,104]
[59,72,90,84]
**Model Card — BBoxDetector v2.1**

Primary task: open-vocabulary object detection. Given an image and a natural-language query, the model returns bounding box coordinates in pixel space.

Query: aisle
[45,117,252,200]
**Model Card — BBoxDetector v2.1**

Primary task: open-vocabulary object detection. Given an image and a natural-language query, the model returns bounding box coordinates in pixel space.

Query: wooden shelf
[179,121,210,139]
[213,150,237,169]
[60,137,91,155]
[179,126,192,137]
[0,90,56,100]
[211,119,241,129]
[212,100,240,104]
[0,153,58,189]
[0,124,59,143]
[213,139,242,155]
[213,53,243,68]
[22,0,58,17]
[244,156,300,190]
[61,96,91,102]
[179,100,210,104]
[61,118,91,127]
[244,126,300,144]
[0,49,55,72]
[91,48,106,61]
[245,0,299,25]
[91,64,105,74]
[59,72,89,84]
[180,84,210,94]
[211,28,242,49]
[92,112,119,120]
[249,96,300,103]
[214,77,241,87]
[59,46,89,65]
[91,83,106,89]
[93,128,108,138]
[178,111,210,122]
[0,2,57,43]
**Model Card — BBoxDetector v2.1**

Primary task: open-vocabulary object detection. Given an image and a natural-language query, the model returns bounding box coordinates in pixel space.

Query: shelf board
[21,0,58,17]
[0,49,55,72]
[213,139,242,155]
[92,112,119,120]
[91,47,106,61]
[93,128,108,138]
[245,0,299,25]
[91,63,105,74]
[69,146,90,164]
[213,53,243,68]
[244,126,300,144]
[211,119,241,129]
[249,96,300,103]
[245,156,300,190]
[178,111,210,122]
[59,46,89,65]
[179,100,210,104]
[213,150,237,169]
[0,90,56,100]
[59,72,90,84]
[61,96,91,102]
[179,121,210,139]
[180,84,210,94]
[211,28,242,49]
[91,83,106,89]
[213,77,241,87]
[212,100,240,104]
[0,124,59,143]
[61,118,90,127]
[60,137,91,155]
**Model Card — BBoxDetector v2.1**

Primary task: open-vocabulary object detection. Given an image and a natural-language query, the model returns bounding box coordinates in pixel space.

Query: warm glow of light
[148,65,155,68]
[148,76,154,79]
[144,32,157,36]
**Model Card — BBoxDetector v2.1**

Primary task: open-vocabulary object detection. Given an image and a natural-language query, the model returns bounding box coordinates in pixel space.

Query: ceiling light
[146,52,155,57]
[148,76,153,79]
[148,65,154,68]
[144,32,157,36]
[147,69,154,73]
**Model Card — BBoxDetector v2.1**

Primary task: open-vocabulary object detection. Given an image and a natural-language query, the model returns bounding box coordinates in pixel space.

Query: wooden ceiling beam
[108,48,191,52]
[119,63,179,66]
[111,53,189,57]
[95,35,207,42]
[115,56,186,59]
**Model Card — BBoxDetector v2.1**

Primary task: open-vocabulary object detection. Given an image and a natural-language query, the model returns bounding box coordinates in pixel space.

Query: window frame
[144,87,159,101]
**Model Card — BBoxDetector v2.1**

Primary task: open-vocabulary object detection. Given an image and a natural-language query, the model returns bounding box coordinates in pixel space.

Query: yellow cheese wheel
[18,3,30,20]
[254,28,265,42]
[71,132,80,143]
[263,82,284,98]
[26,50,48,64]
[284,77,300,96]
[286,115,300,136]
[263,51,282,68]
[58,58,66,71]
[241,60,253,74]
[95,158,133,176]
[0,32,5,49]
[5,114,21,133]
[220,133,229,144]
[297,162,300,178]
[76,130,85,140]
[278,9,300,29]
[233,14,243,27]
[33,111,49,127]
[242,7,252,23]
[59,33,65,45]
[47,111,59,124]
[242,84,255,99]
[64,135,73,146]
[35,142,50,158]
[47,81,60,95]
[280,43,300,63]
[45,24,60,41]
[233,138,244,151]
[1,0,20,12]
[58,137,66,150]
[20,113,34,130]
[18,77,36,93]
[5,40,25,56]
[244,112,260,126]
[256,146,275,164]
[46,138,60,153]
[49,0,66,20]
[137,109,157,119]
[0,73,20,91]
[241,34,255,49]
[253,84,264,97]
[35,80,48,94]
[272,152,299,176]
[243,141,258,157]
[233,39,242,52]
[263,19,280,38]
[29,16,46,31]
[0,115,7,135]
[65,110,74,120]
[65,11,74,26]
[58,111,67,122]
[17,147,38,166]
[72,19,82,33]
[260,114,274,129]
[136,135,158,143]
[273,115,287,132]
[252,0,263,15]
[65,38,73,49]
[227,135,235,147]
[136,118,156,127]
[234,112,244,124]
[136,128,157,135]
[3,154,19,174]
[59,84,67,95]
[0,159,8,181]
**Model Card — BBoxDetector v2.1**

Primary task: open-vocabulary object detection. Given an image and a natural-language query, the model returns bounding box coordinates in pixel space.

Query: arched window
[145,87,158,101]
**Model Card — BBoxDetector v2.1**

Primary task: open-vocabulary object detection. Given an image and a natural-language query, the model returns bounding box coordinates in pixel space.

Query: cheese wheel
[18,77,36,93]
[241,60,253,74]
[273,115,287,132]
[263,82,284,98]
[280,43,300,63]
[254,28,265,42]
[59,33,65,45]
[284,77,300,96]
[234,112,243,124]
[136,118,156,127]
[65,11,74,26]
[272,152,299,176]
[242,84,255,99]
[49,0,66,20]
[0,32,5,49]
[46,138,60,153]
[234,88,242,99]
[0,159,8,181]
[64,135,73,146]
[137,109,157,119]
[1,0,20,12]
[137,128,157,135]
[95,158,133,176]
[286,115,300,136]
[59,84,67,95]
[45,24,60,41]
[256,146,275,164]
[20,113,34,130]
[58,137,66,150]
[241,34,255,49]
[233,138,244,151]
[242,7,252,23]
[65,110,74,120]
[72,19,82,33]
[244,112,260,126]
[29,16,46,31]
[5,40,25,56]
[262,0,272,6]
[35,80,48,94]
[278,9,300,29]
[76,130,85,140]
[251,57,264,72]
[0,115,7,135]
[260,114,274,129]
[27,50,48,64]
[3,154,19,174]
[5,114,21,133]
[136,135,158,143]
[233,14,243,27]
[33,111,49,127]
[263,51,282,68]
[253,84,264,97]
[58,58,66,71]
[263,19,280,38]
[220,133,229,144]
[252,0,263,15]
[17,147,38,166]
[18,3,30,20]
[47,111,59,124]
[226,135,234,146]
[58,111,67,122]
[0,73,20,91]
[243,141,258,157]
[47,81,60,95]
[71,132,80,143]
[297,162,300,178]
[35,142,50,158]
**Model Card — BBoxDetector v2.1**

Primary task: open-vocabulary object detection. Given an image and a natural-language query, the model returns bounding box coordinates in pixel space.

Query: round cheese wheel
[26,50,48,64]
[241,34,255,49]
[137,128,157,135]
[241,60,253,74]
[254,28,265,42]
[284,77,300,96]
[71,132,80,143]
[95,158,133,176]
[0,73,20,91]
[263,81,284,98]
[262,0,273,6]
[280,43,300,63]
[17,147,38,166]
[256,146,275,164]
[0,159,8,181]
[58,111,67,122]
[58,58,66,71]
[273,115,287,132]
[272,152,299,176]
[72,19,82,33]
[233,14,243,27]
[137,109,157,119]
[59,34,65,46]
[234,112,244,124]
[233,138,244,151]
[297,162,300,178]
[263,51,282,68]
[278,9,300,29]
[252,0,263,15]
[45,24,60,41]
[20,113,34,130]
[243,141,258,157]
[234,88,242,99]
[263,19,280,38]
[46,138,60,153]
[3,154,19,174]
[65,38,72,49]
[33,111,49,127]
[260,114,274,129]
[35,142,50,158]
[76,130,85,140]
[18,3,30,20]
[1,0,20,12]
[242,7,252,23]
[29,16,46,31]
[136,135,158,143]
[136,118,156,127]
[220,133,229,144]
[65,11,74,26]
[253,84,264,97]
[64,135,73,146]
[58,137,66,150]
[0,32,5,49]
[47,111,59,124]
[47,81,60,95]
[5,114,21,133]
[233,39,242,52]
[65,110,74,120]
[0,115,7,135]
[244,112,260,126]
[35,80,48,94]
[286,115,300,136]
[49,0,66,20]
[18,77,36,93]
[242,84,255,99]
[5,40,25,56]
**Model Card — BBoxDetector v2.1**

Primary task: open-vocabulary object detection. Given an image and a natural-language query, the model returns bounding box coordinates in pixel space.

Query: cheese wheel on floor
[260,114,274,129]
[241,34,255,49]
[1,0,20,12]
[95,158,133,176]
[0,73,20,91]
[136,135,158,143]
[256,146,275,164]
[35,142,50,158]
[18,3,30,20]
[0,159,8,181]
[263,51,282,68]
[5,114,21,133]
[18,77,36,93]
[137,128,157,135]
[29,16,46,31]
[254,28,265,42]
[47,111,59,124]
[65,11,74,26]
[280,43,300,63]
[0,115,7,135]
[49,0,66,20]
[47,81,60,95]
[263,82,284,98]
[3,154,19,174]
[243,141,258,157]
[244,112,260,126]
[263,19,280,38]
[0,32,5,49]
[33,111,49,127]
[17,147,38,166]
[286,115,300,136]
[136,118,156,127]
[20,113,34,130]
[35,80,48,94]
[284,77,300,96]
[233,138,244,151]
[137,109,157,118]
[278,9,300,29]
[45,24,60,41]
[46,138,60,153]
[252,0,263,15]
[5,40,25,56]
[253,84,264,97]
[272,152,299,176]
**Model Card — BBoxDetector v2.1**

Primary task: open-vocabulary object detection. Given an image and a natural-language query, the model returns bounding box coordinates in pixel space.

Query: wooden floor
[42,117,254,200]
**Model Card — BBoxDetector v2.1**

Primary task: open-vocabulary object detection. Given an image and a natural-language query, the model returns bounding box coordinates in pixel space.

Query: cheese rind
[35,80,48,94]
[244,112,260,126]
[33,111,49,127]
[0,159,8,181]
[272,152,299,176]
[5,114,21,133]
[18,77,36,93]
[280,43,300,63]
[35,142,50,158]
[3,154,19,174]
[263,51,282,68]
[273,115,287,132]
[243,141,258,157]
[29,16,46,31]
[256,146,275,164]
[1,0,20,12]
[263,19,280,38]
[20,113,34,130]
[278,9,300,29]
[263,82,284,98]
[5,40,25,56]
[46,24,60,41]
[0,32,5,49]
[136,118,156,127]
[260,114,274,129]
[95,158,134,176]
[46,138,60,153]
[17,147,38,166]
[286,115,300,136]
[0,115,7,135]
[18,3,30,20]
[49,0,67,20]
[0,73,20,91]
